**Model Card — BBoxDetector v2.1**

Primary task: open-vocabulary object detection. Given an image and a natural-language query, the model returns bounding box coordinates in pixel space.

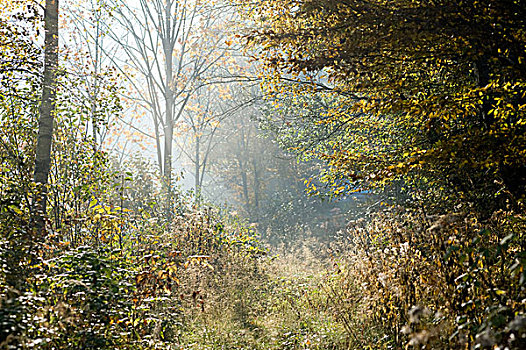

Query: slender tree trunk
[236,149,249,212]
[153,110,163,176]
[239,159,249,210]
[195,135,201,201]
[252,157,260,221]
[33,0,59,231]
[147,73,164,176]
[91,18,101,147]
[238,127,251,212]
[163,0,174,219]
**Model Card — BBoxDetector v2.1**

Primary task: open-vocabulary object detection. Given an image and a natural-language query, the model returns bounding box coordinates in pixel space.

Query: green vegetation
[246,0,526,212]
[1,0,525,349]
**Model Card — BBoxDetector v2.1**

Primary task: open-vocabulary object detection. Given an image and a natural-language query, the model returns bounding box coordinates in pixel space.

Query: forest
[0,0,525,349]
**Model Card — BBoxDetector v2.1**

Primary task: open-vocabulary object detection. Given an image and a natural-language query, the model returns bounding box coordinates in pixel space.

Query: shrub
[328,208,526,349]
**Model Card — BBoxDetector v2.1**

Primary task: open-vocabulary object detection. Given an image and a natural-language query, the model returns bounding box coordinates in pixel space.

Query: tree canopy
[245,0,526,212]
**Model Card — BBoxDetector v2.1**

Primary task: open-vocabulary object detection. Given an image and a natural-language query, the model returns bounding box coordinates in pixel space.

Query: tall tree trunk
[163,0,174,220]
[33,0,59,231]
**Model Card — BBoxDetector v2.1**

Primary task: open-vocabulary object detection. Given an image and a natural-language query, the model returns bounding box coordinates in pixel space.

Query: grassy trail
[177,240,351,350]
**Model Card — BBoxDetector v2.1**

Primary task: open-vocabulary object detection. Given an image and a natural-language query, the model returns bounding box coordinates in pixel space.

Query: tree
[62,0,119,149]
[0,1,41,186]
[176,67,258,201]
[106,0,234,216]
[243,0,526,214]
[176,85,223,201]
[33,0,59,229]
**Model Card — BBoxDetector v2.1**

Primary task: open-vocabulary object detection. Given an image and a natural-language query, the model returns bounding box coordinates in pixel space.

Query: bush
[35,247,136,349]
[327,208,526,349]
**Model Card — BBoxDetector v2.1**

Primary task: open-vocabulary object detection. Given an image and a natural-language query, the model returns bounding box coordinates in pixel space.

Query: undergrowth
[2,188,525,349]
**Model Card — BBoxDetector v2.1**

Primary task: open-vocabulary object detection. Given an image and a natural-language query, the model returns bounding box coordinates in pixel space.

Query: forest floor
[175,238,351,350]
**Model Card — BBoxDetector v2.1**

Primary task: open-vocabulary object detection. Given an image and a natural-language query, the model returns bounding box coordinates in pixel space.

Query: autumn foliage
[245,0,526,213]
